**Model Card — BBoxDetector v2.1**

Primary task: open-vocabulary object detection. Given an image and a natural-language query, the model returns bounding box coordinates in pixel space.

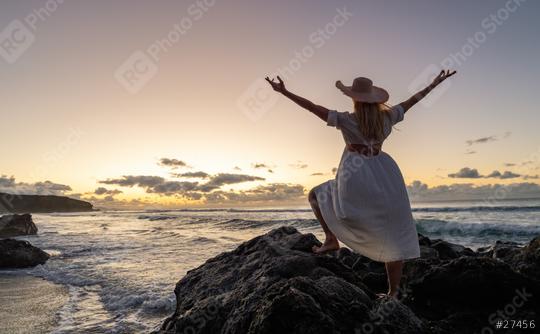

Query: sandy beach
[0,274,68,334]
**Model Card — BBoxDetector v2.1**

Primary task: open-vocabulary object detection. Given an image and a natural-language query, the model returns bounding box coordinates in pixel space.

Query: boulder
[477,240,521,259]
[0,239,49,268]
[403,257,539,333]
[157,226,430,334]
[157,227,540,334]
[0,214,38,237]
[429,239,476,260]
[496,236,540,281]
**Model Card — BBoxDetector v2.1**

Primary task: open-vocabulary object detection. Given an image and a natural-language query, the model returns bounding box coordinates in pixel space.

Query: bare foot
[376,291,398,299]
[312,236,340,254]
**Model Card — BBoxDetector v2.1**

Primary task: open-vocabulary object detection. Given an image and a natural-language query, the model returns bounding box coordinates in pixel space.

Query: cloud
[252,163,274,173]
[233,166,242,171]
[204,183,305,203]
[407,180,540,201]
[33,181,72,193]
[147,181,200,195]
[466,136,498,146]
[523,175,539,180]
[90,182,306,209]
[158,158,188,168]
[0,176,72,196]
[100,176,199,195]
[173,171,210,179]
[289,162,308,169]
[499,171,521,179]
[196,173,265,192]
[448,167,482,178]
[486,170,520,179]
[504,163,516,167]
[252,163,269,169]
[465,150,476,155]
[94,187,123,196]
[0,175,16,188]
[100,175,165,187]
[449,168,522,179]
[466,132,511,147]
[310,172,324,176]
[486,170,501,178]
[331,167,337,175]
[99,173,264,196]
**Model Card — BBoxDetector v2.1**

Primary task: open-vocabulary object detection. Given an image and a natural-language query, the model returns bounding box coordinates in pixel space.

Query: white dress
[313,105,420,262]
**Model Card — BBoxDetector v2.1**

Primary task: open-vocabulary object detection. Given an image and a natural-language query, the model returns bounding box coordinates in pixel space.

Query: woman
[265,70,456,297]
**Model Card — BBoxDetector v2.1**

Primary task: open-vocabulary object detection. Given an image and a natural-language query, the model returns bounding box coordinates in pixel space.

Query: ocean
[2,199,540,333]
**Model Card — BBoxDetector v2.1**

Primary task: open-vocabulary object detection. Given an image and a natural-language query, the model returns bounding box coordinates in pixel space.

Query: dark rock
[157,227,540,334]
[477,240,521,259]
[0,239,49,268]
[417,233,432,246]
[419,245,439,259]
[0,214,38,237]
[496,236,540,281]
[430,239,475,260]
[0,192,93,213]
[368,297,429,334]
[158,226,430,334]
[403,257,539,322]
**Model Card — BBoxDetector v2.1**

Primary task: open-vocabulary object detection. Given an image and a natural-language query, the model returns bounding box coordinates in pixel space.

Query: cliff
[0,193,93,213]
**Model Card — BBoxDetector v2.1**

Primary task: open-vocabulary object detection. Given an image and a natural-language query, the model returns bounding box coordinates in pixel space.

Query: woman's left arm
[265,76,329,122]
[399,69,457,113]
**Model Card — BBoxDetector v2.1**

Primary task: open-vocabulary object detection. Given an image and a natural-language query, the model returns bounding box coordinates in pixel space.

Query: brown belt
[346,143,381,156]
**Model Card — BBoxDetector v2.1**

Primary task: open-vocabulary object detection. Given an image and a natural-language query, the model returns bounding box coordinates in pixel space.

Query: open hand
[431,69,457,87]
[265,76,286,94]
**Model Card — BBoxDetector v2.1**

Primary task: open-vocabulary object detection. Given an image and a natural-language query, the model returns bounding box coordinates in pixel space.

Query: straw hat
[335,77,389,103]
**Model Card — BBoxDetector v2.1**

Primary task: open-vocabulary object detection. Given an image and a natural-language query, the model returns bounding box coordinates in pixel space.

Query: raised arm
[265,76,330,122]
[399,70,457,113]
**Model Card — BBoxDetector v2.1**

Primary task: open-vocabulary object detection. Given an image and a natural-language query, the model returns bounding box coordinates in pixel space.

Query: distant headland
[0,193,93,213]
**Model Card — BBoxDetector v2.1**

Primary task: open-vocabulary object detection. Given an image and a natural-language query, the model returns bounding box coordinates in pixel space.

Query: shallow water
[4,199,540,333]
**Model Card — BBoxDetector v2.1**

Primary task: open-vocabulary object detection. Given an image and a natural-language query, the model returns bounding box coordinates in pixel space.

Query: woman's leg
[385,260,404,297]
[308,189,340,253]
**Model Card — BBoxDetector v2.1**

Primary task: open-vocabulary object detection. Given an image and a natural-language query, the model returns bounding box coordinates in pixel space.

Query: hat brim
[336,81,389,103]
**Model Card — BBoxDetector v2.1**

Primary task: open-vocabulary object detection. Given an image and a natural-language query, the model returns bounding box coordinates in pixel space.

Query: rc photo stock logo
[114,0,217,94]
[237,6,353,122]
[408,0,527,106]
[408,64,452,107]
[114,51,159,95]
[0,0,65,64]
[0,20,35,64]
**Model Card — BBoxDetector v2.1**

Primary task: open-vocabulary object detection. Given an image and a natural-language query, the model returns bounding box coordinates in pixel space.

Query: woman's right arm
[265,76,330,122]
[399,70,456,113]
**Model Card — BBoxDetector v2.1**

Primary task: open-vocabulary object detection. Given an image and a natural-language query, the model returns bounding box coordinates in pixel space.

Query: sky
[1,0,540,209]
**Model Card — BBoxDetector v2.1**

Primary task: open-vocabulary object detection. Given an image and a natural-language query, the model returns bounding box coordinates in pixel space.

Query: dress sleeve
[389,104,405,125]
[326,110,348,129]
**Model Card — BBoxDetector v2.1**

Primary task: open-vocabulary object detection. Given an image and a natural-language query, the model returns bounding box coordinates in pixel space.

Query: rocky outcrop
[0,214,38,237]
[157,227,539,334]
[478,236,540,281]
[0,239,49,268]
[0,192,93,213]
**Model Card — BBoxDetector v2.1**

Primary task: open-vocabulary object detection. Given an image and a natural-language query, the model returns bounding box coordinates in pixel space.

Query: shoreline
[0,273,69,334]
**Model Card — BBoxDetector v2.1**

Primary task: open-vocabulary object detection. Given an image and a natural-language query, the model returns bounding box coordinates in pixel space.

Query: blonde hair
[353,102,389,141]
